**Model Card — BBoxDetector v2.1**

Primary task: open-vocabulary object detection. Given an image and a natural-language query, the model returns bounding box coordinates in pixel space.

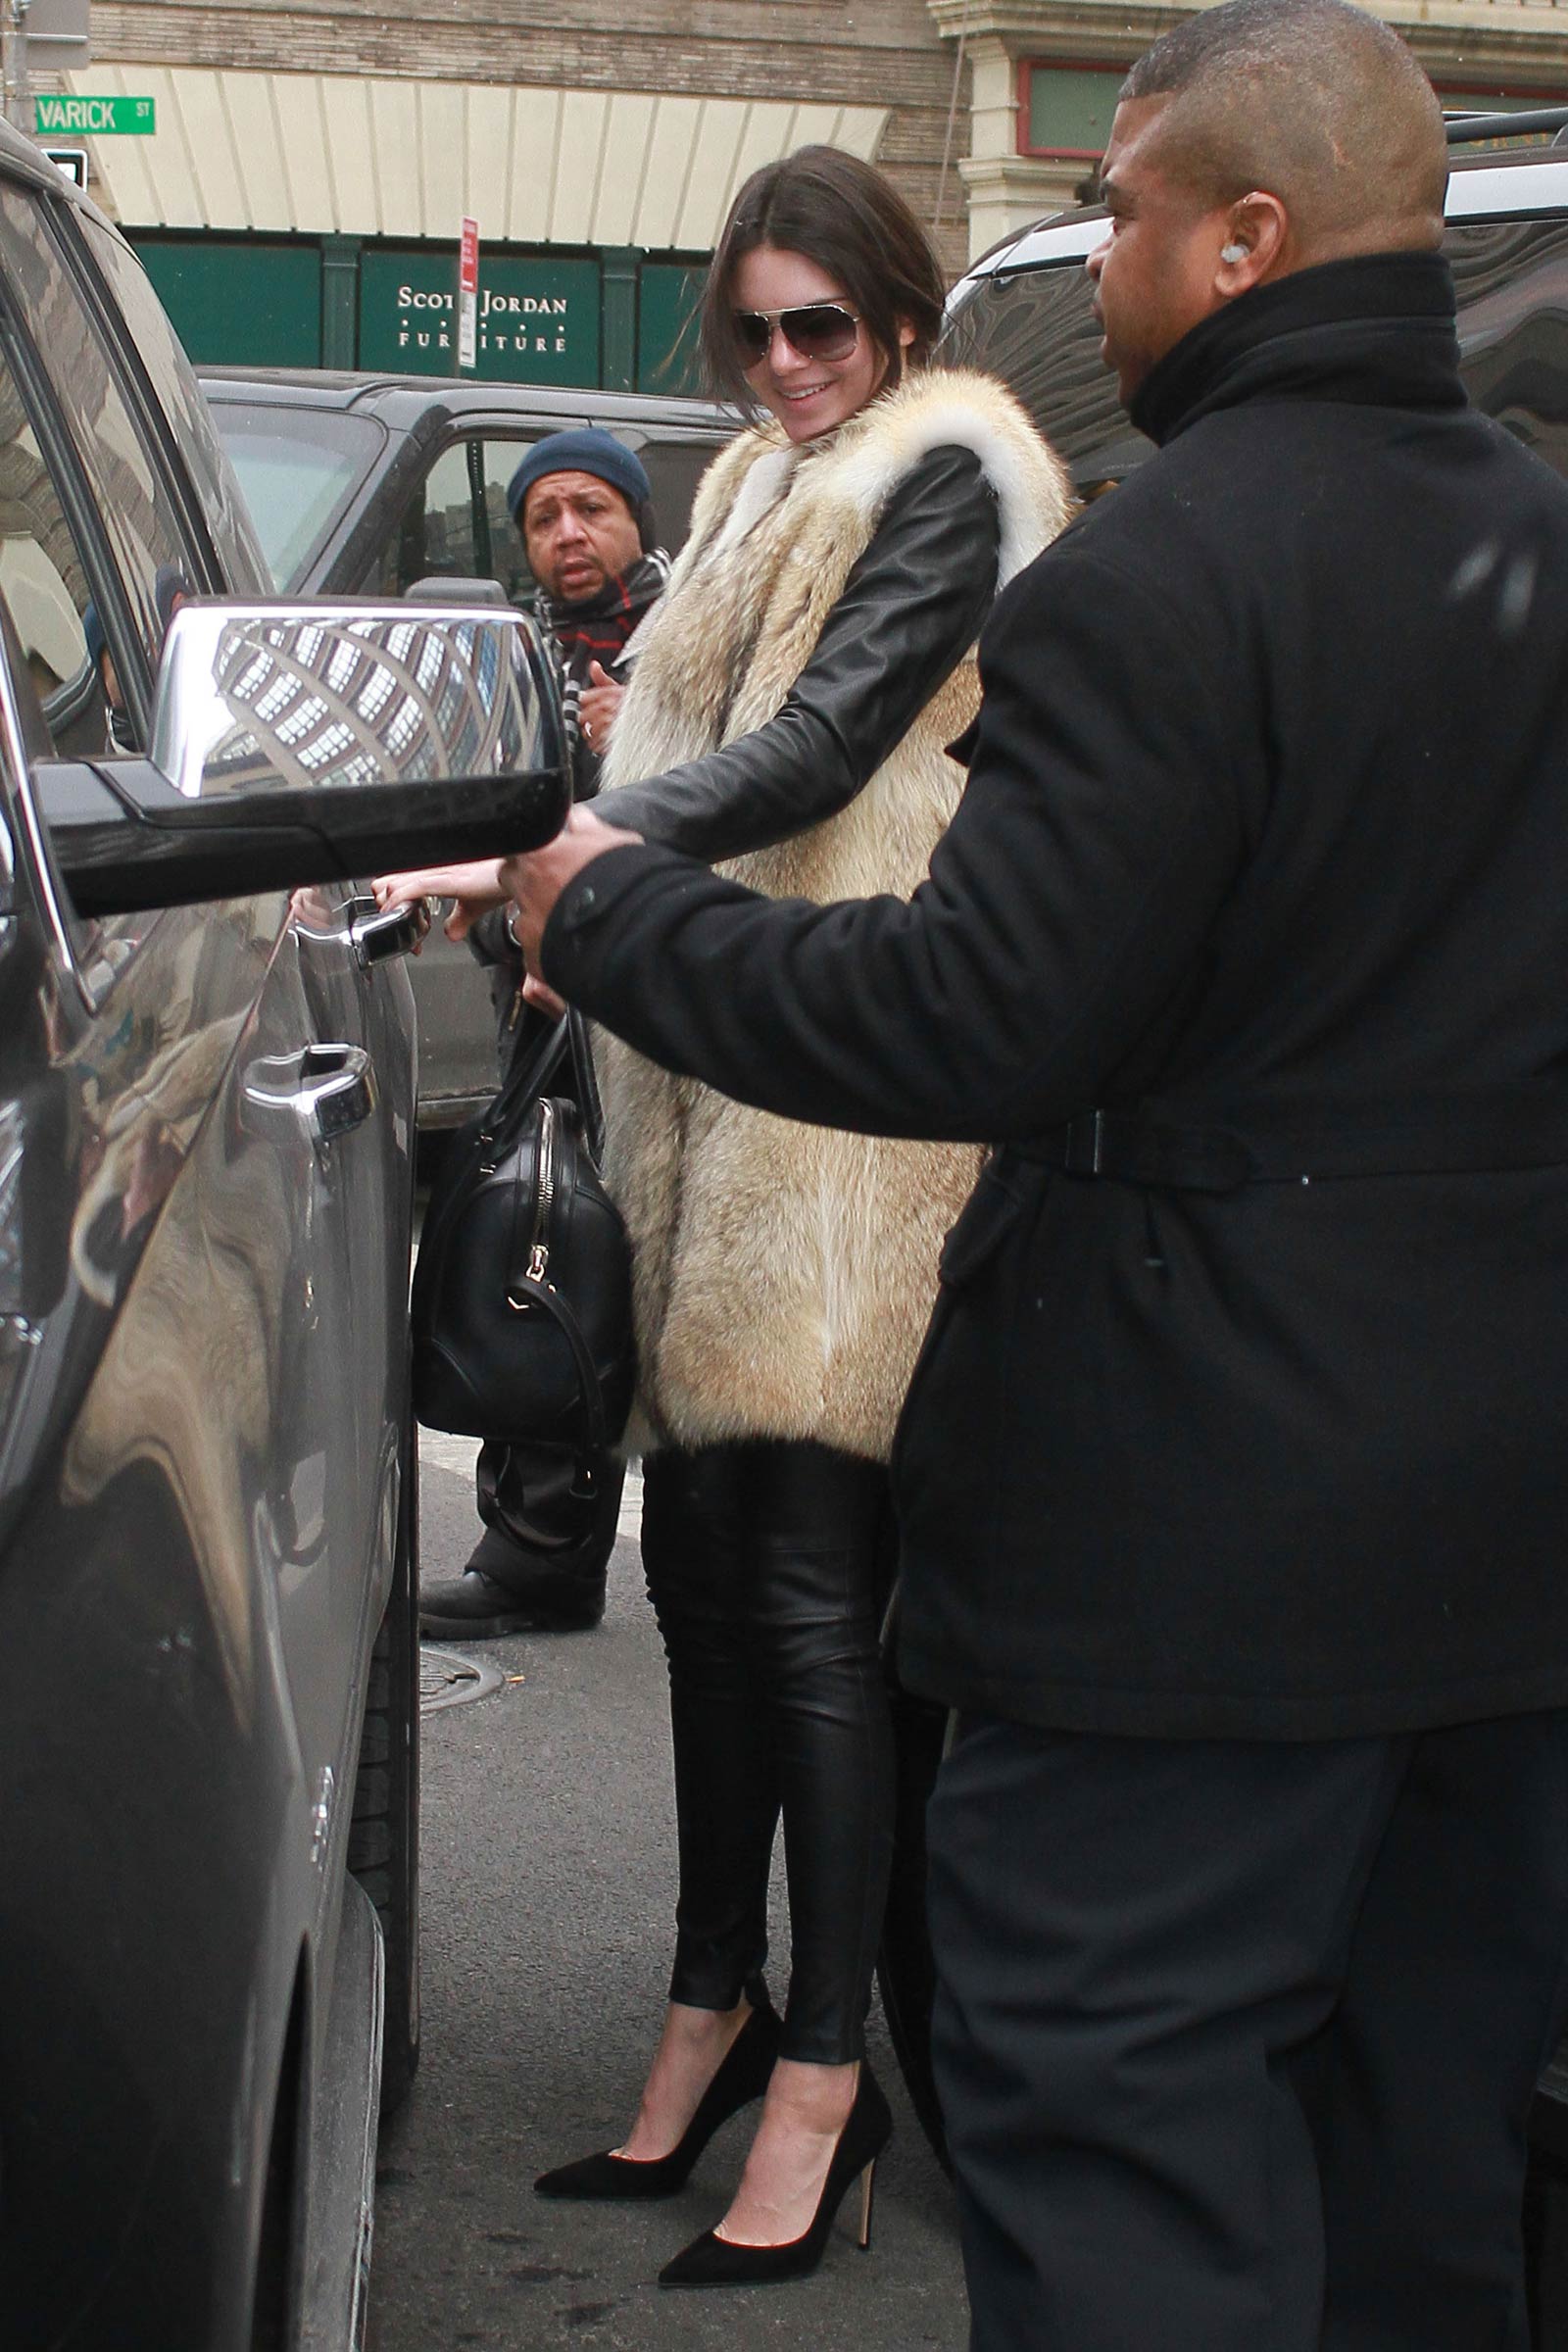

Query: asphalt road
[366,1430,969,2351]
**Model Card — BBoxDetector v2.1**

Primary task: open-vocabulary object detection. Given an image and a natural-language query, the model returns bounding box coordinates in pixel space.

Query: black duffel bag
[411,1008,634,1454]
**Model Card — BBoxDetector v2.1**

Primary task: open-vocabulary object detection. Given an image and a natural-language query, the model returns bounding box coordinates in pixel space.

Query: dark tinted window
[78,220,269,595]
[632,434,728,550]
[0,286,162,970]
[1448,214,1568,475]
[0,339,109,754]
[369,432,540,599]
[943,208,1568,495]
[0,187,199,710]
[940,249,1142,492]
[367,426,728,602]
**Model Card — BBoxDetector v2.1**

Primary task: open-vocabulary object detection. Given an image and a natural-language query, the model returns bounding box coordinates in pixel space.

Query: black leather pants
[640,1439,897,2067]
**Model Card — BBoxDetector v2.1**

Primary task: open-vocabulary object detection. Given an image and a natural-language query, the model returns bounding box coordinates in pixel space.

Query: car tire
[350,1426,421,2120]
[876,1676,952,2176]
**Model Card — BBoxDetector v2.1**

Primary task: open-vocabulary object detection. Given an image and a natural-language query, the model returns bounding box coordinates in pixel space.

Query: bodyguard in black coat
[539,244,1568,1742]
[508,4,1568,2342]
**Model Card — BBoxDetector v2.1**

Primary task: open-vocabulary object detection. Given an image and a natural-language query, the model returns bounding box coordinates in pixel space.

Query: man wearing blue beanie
[504,426,666,799]
[505,424,652,535]
[419,425,669,1642]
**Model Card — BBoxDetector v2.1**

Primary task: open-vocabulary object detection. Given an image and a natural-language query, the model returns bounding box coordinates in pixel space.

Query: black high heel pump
[657,2058,893,2287]
[534,1991,783,2201]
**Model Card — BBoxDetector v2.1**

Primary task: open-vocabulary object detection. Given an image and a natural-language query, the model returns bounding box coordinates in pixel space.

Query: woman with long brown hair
[379,143,1069,2286]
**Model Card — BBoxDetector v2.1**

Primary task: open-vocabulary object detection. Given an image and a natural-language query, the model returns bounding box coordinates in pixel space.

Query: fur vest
[597,368,1072,1462]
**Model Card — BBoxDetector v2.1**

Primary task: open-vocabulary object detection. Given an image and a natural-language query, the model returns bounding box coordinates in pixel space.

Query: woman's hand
[501,806,644,973]
[580,661,625,758]
[371,858,508,942]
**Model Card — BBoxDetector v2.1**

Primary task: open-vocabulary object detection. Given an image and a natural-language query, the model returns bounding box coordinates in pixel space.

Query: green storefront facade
[130,231,708,395]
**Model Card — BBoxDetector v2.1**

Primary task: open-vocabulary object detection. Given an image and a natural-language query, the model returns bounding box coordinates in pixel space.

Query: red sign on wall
[458,216,479,369]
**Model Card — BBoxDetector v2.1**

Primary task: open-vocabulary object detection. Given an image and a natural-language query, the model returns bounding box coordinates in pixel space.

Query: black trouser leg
[477,1441,604,1553]
[925,1712,1568,2352]
[1310,1713,1568,2351]
[641,1440,896,2066]
[470,1440,624,1603]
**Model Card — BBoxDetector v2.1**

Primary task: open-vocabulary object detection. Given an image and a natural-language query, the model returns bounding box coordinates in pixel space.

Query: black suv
[943,118,1568,497]
[195,369,735,609]
[0,123,564,2350]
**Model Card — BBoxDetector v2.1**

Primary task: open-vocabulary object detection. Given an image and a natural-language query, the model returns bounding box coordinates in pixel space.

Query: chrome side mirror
[39,601,570,918]
[152,600,562,802]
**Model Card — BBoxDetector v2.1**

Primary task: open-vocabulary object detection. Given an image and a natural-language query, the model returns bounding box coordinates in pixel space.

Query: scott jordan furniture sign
[358,250,599,384]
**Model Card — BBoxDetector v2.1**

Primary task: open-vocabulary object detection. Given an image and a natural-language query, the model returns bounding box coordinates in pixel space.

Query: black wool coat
[542,253,1568,1740]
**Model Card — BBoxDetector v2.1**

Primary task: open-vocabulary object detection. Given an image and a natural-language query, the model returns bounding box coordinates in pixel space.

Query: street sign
[33,94,156,136]
[42,147,87,189]
[23,0,90,60]
[458,217,479,372]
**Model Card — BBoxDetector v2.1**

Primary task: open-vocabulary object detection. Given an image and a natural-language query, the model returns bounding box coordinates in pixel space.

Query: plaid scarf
[539,550,670,779]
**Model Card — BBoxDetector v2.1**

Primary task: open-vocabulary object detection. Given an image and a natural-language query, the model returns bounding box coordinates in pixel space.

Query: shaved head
[1121,0,1446,260]
[1088,0,1450,406]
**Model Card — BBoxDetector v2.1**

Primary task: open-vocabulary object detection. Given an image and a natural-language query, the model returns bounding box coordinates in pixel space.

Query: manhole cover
[419,1644,505,1715]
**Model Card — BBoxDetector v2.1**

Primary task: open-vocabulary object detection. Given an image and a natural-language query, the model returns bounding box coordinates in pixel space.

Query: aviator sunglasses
[731,301,862,366]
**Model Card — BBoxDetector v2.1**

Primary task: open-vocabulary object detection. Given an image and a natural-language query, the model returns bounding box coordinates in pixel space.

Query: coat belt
[1011,1089,1568,1193]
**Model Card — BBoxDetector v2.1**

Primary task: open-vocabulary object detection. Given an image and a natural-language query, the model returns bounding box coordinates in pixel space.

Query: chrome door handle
[243,1044,378,1149]
[349,896,431,968]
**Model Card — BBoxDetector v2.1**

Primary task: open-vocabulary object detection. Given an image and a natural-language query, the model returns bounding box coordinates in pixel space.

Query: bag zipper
[526,1098,557,1284]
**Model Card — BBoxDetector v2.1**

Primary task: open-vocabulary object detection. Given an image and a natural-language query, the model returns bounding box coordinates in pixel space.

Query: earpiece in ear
[1220,242,1249,265]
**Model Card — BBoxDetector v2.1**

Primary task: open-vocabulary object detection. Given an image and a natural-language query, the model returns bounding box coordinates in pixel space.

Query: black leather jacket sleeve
[590,444,1001,862]
[540,539,1244,1146]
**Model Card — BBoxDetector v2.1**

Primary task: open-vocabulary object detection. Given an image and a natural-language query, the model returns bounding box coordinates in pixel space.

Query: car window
[940,255,1142,493]
[0,185,201,723]
[0,760,14,909]
[0,348,111,755]
[0,314,165,982]
[368,425,730,605]
[210,402,386,591]
[76,221,270,595]
[1449,214,1568,478]
[368,432,541,602]
[633,435,729,552]
[945,205,1568,498]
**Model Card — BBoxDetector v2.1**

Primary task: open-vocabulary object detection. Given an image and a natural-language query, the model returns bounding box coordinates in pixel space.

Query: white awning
[64,66,889,248]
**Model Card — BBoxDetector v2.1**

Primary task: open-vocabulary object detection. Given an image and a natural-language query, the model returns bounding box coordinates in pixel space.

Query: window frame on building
[1015,58,1129,164]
